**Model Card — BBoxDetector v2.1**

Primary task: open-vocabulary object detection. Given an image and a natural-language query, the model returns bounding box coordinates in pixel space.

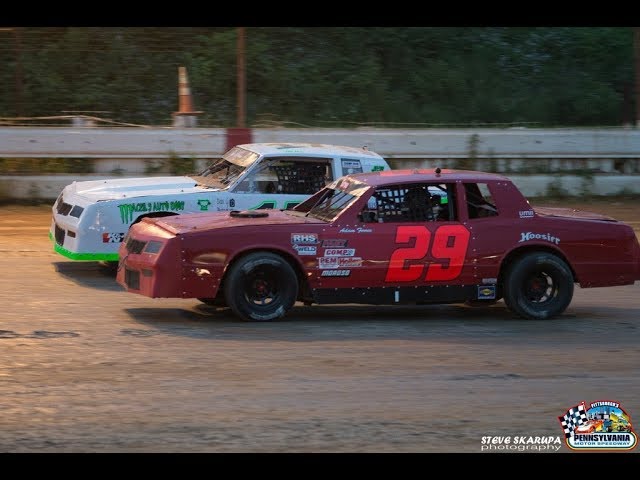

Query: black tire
[223,252,298,321]
[503,252,574,320]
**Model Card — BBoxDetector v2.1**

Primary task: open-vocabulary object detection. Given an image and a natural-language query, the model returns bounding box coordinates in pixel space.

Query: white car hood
[65,176,220,202]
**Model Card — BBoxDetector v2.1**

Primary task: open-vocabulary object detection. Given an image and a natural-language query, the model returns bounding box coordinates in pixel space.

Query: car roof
[238,142,384,159]
[346,168,511,186]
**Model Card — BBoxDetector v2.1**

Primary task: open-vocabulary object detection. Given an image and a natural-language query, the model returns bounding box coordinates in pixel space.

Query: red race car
[116,168,640,322]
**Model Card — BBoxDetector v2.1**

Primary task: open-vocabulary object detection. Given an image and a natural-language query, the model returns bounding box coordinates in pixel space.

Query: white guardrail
[1,127,639,200]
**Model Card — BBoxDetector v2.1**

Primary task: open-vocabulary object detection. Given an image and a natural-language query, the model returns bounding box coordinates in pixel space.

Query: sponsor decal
[337,257,362,267]
[324,248,355,257]
[341,160,362,169]
[559,400,637,451]
[371,165,385,172]
[321,239,348,248]
[102,232,125,243]
[477,285,496,300]
[519,232,560,245]
[291,233,319,245]
[118,201,185,224]
[519,210,534,218]
[294,245,317,256]
[197,199,212,211]
[318,257,363,269]
[481,436,562,452]
[481,278,497,284]
[341,159,363,174]
[229,198,236,208]
[321,269,351,277]
[338,227,373,233]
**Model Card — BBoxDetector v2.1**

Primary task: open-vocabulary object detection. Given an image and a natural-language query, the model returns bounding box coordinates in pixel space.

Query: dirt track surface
[0,200,639,453]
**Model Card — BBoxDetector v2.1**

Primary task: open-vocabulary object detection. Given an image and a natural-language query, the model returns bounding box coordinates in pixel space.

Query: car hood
[65,176,219,202]
[533,206,618,222]
[154,210,323,235]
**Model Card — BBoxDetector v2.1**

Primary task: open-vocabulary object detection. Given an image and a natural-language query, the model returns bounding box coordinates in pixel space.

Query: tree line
[0,27,634,128]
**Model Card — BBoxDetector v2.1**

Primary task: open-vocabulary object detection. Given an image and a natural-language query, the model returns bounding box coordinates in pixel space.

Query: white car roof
[238,142,384,159]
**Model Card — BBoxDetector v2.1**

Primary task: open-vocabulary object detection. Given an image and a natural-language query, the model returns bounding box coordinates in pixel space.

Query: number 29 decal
[385,225,470,282]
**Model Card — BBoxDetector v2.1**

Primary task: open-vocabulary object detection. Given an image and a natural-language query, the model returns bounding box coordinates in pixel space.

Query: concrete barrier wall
[2,126,640,159]
[0,127,227,158]
[1,127,639,201]
[252,128,640,158]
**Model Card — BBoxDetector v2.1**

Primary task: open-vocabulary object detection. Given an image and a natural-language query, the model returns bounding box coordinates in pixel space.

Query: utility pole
[237,27,246,128]
[14,27,23,117]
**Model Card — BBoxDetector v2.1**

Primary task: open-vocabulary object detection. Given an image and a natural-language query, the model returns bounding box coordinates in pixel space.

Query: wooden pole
[237,27,246,128]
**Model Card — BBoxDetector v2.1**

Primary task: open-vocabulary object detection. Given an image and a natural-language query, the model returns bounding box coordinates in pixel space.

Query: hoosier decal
[519,232,560,245]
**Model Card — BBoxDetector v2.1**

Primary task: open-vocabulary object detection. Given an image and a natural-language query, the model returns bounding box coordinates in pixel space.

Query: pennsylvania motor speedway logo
[558,400,637,451]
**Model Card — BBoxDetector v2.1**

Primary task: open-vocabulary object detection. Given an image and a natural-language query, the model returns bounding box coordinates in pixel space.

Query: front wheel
[503,252,574,320]
[223,252,298,321]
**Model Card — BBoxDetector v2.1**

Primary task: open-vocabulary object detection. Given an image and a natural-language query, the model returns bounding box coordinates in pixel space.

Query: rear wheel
[223,252,298,322]
[503,252,574,320]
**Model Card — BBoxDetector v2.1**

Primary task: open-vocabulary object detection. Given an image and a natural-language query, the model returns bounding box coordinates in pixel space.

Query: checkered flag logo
[559,402,588,438]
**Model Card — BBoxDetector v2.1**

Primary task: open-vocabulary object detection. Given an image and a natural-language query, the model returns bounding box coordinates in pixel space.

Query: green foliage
[546,177,568,198]
[167,152,196,175]
[0,27,635,127]
[144,159,166,175]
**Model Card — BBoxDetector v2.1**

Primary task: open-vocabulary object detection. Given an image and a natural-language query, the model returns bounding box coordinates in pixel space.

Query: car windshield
[190,146,260,188]
[289,177,370,222]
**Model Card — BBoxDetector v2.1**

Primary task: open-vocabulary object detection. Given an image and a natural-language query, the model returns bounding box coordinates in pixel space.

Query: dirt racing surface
[0,198,639,453]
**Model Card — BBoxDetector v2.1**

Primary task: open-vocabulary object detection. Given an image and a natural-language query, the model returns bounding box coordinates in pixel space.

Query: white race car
[50,142,390,262]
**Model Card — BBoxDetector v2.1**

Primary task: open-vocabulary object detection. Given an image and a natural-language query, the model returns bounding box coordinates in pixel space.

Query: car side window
[360,183,455,223]
[235,157,333,194]
[465,183,498,219]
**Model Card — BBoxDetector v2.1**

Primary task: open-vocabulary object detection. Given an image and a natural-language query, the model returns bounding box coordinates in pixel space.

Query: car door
[355,182,476,287]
